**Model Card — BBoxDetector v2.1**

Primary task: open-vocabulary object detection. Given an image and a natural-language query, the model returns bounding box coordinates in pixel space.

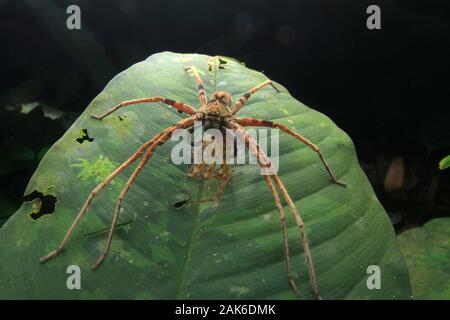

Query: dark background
[0,0,449,230]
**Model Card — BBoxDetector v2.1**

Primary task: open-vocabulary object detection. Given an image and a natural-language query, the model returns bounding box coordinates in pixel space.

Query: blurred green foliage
[398,218,450,299]
[0,103,78,227]
[439,155,450,170]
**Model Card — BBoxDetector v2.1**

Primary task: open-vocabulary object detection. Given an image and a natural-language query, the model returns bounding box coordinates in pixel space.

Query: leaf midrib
[175,182,204,299]
[175,59,219,299]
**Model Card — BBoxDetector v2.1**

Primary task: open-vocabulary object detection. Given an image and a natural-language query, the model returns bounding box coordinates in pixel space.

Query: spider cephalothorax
[206,91,233,111]
[40,64,345,300]
[197,91,233,130]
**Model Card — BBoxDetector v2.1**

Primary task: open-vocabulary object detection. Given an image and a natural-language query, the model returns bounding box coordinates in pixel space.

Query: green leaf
[0,52,411,299]
[439,155,450,170]
[398,218,450,299]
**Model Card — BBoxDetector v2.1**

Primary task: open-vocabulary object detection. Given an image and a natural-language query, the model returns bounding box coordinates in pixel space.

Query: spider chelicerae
[40,65,345,299]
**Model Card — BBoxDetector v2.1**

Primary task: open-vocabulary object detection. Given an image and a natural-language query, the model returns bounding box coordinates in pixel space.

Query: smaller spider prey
[40,65,345,299]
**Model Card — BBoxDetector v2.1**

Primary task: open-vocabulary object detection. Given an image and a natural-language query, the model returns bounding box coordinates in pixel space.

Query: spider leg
[204,161,216,179]
[187,162,207,178]
[264,174,301,297]
[184,65,207,105]
[205,164,233,204]
[237,117,346,187]
[271,174,321,300]
[91,96,197,120]
[229,122,306,296]
[213,164,232,202]
[229,122,321,299]
[187,163,232,205]
[40,119,194,264]
[230,80,280,115]
[91,117,196,270]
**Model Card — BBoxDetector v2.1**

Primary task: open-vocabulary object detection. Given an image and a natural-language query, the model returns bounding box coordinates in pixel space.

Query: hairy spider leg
[231,123,303,297]
[230,80,280,115]
[184,65,207,105]
[91,117,196,270]
[40,118,195,264]
[264,174,300,297]
[90,96,197,120]
[237,117,346,187]
[212,163,232,202]
[229,122,321,299]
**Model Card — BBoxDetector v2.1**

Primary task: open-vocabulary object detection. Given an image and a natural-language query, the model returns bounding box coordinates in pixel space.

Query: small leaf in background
[438,155,450,170]
[20,102,66,120]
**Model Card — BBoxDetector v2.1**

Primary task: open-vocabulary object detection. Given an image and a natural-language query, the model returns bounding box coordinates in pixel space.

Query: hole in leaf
[76,128,94,144]
[172,199,190,209]
[218,58,228,69]
[207,58,215,71]
[23,190,57,220]
[172,194,191,209]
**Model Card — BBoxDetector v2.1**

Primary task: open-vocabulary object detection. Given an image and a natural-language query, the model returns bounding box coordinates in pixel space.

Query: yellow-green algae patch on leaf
[0,52,411,299]
[71,155,119,185]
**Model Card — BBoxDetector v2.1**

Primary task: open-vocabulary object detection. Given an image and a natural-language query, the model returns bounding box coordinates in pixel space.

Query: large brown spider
[40,66,345,299]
